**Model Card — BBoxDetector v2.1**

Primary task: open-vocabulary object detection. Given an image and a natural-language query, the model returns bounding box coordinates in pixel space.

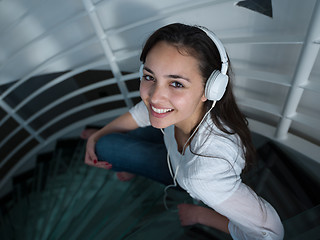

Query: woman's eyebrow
[167,74,190,82]
[144,66,190,82]
[144,66,153,74]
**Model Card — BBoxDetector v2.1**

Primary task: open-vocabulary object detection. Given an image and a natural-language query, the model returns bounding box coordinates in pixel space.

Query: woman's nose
[150,84,167,103]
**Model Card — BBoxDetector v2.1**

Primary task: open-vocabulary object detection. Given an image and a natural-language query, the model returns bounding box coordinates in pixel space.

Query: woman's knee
[96,132,124,147]
[95,133,126,161]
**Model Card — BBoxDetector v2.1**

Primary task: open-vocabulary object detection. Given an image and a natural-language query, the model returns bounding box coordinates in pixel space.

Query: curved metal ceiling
[0,0,319,192]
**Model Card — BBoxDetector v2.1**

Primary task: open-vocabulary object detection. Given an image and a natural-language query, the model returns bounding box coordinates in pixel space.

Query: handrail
[0,73,116,148]
[0,10,88,73]
[0,91,138,169]
[0,36,99,101]
[0,56,106,126]
[102,0,234,36]
[0,100,44,144]
[275,0,320,139]
[0,107,128,191]
[0,0,47,36]
[83,0,133,108]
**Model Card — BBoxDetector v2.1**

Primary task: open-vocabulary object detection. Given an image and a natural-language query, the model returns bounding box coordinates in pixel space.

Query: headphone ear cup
[139,64,144,80]
[205,70,229,101]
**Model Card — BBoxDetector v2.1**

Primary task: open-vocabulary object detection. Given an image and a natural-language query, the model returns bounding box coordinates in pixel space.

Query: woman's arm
[84,112,139,169]
[178,203,230,234]
[181,182,284,239]
[90,112,139,140]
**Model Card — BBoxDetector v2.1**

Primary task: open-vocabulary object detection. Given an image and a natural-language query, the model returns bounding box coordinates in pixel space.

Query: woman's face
[140,41,207,131]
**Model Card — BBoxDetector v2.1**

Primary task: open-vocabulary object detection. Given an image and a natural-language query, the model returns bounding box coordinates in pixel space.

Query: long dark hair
[140,23,256,171]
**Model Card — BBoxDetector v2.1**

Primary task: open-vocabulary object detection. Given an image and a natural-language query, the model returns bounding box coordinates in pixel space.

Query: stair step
[2,138,319,240]
[283,204,320,239]
[290,225,320,240]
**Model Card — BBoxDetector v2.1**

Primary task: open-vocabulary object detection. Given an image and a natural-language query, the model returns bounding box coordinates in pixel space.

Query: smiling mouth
[151,105,173,114]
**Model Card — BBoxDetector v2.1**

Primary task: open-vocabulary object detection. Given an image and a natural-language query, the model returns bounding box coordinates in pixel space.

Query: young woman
[84,23,284,239]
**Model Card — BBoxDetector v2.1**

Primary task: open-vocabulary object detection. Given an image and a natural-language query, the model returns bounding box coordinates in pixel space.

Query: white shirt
[130,101,284,240]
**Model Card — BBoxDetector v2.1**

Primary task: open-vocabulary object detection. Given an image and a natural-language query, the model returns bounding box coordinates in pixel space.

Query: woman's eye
[171,81,184,88]
[143,75,154,81]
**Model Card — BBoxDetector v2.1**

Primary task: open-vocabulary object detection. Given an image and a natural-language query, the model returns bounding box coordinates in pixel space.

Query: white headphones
[139,26,229,101]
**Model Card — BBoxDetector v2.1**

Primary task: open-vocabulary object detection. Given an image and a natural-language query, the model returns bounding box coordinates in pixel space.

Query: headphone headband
[139,25,229,101]
[196,26,229,101]
[197,26,229,75]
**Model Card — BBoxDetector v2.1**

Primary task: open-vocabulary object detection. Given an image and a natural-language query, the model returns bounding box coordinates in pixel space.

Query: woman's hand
[83,111,139,170]
[177,203,200,226]
[178,203,230,233]
[84,135,112,170]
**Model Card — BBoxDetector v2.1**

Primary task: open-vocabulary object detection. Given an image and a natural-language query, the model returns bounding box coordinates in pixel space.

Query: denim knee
[94,130,172,185]
[95,133,126,164]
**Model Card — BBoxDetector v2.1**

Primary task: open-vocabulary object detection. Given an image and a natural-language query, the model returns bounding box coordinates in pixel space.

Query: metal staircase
[0,137,319,240]
[0,138,231,239]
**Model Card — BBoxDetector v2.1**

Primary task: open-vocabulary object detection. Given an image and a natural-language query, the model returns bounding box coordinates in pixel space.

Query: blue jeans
[95,127,173,185]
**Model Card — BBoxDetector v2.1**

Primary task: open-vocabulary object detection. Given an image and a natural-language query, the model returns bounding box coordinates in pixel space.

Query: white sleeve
[180,122,284,239]
[185,155,284,239]
[129,101,151,127]
[215,183,284,240]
